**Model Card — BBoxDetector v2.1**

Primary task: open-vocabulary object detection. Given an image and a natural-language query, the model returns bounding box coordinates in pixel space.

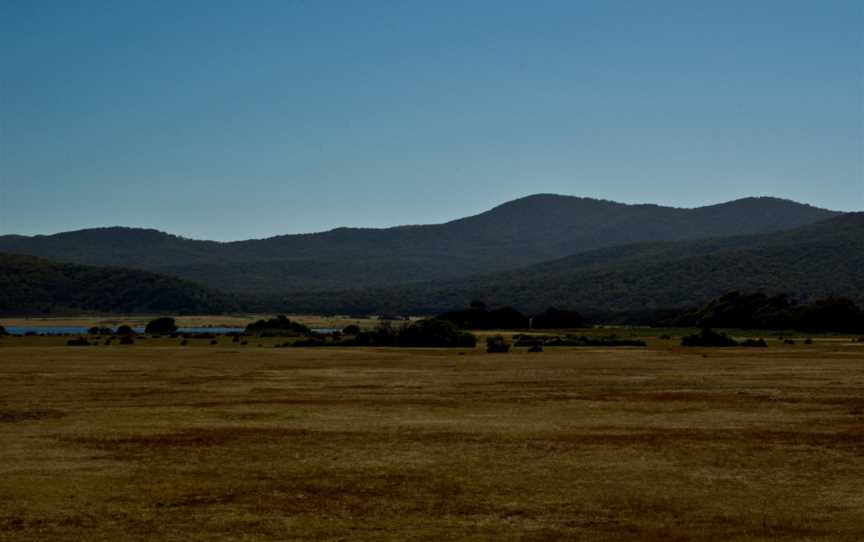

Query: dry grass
[1,340,863,540]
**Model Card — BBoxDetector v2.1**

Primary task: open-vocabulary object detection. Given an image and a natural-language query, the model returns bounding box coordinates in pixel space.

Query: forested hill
[268,212,864,316]
[0,195,839,295]
[0,253,240,315]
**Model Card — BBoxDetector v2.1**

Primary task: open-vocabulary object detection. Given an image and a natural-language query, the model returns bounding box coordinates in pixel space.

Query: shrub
[0,325,7,336]
[209,340,217,345]
[67,337,91,346]
[531,307,585,329]
[740,338,767,347]
[342,324,361,335]
[528,344,543,353]
[145,317,177,335]
[119,336,134,345]
[486,336,510,353]
[438,304,529,330]
[115,325,134,335]
[680,328,738,347]
[245,315,311,336]
[180,340,188,346]
[397,318,477,348]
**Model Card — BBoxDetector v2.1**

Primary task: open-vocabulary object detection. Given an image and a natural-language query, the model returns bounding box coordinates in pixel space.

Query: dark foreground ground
[1,339,863,541]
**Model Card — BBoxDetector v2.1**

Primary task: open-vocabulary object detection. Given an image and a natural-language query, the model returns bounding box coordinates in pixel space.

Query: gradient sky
[1,0,862,240]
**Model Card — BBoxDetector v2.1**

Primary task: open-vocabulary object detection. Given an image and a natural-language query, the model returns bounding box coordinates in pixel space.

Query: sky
[1,0,862,241]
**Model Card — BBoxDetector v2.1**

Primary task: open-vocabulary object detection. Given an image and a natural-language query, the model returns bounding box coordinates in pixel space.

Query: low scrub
[486,336,510,353]
[513,333,646,348]
[293,319,476,348]
[145,317,177,335]
[246,315,311,336]
[681,329,739,347]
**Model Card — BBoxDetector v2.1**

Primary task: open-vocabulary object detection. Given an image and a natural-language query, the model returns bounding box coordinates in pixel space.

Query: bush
[145,317,177,335]
[438,304,529,330]
[245,315,311,336]
[486,336,510,353]
[0,325,7,336]
[67,337,91,346]
[342,324,361,335]
[680,328,739,347]
[531,307,585,329]
[397,318,477,348]
[115,324,134,335]
[119,336,134,345]
[349,319,476,348]
[528,344,543,353]
[740,338,767,347]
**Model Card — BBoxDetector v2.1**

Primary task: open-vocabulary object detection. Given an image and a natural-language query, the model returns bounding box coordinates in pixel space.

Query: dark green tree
[145,317,177,334]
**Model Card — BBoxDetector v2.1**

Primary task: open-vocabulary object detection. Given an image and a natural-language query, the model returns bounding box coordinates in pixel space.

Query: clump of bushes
[342,324,361,335]
[681,328,739,347]
[354,319,476,348]
[512,333,646,348]
[438,302,529,330]
[115,325,134,335]
[291,319,476,348]
[145,317,177,335]
[119,336,134,345]
[486,336,510,353]
[67,337,91,346]
[531,307,585,329]
[87,326,114,335]
[670,291,864,333]
[245,315,311,336]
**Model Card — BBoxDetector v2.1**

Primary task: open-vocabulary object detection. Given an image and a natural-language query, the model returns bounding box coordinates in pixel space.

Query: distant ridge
[0,253,239,315]
[0,195,840,295]
[275,212,864,317]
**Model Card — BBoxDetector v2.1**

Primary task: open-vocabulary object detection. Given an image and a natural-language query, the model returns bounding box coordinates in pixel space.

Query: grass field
[2,337,863,541]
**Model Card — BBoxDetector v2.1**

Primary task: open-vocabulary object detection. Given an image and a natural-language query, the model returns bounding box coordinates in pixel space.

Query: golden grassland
[1,336,863,541]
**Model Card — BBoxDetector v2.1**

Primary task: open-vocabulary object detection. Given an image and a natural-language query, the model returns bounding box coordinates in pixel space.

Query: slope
[0,253,241,315]
[0,195,839,294]
[271,213,864,316]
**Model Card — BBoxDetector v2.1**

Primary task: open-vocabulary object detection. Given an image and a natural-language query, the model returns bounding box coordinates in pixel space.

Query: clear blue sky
[1,0,862,240]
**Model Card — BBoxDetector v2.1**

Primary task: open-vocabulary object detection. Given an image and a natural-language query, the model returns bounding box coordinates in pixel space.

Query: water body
[5,326,342,335]
[5,326,243,335]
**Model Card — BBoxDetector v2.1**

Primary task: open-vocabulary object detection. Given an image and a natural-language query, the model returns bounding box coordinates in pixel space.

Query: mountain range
[276,211,863,318]
[0,195,839,295]
[1,194,859,318]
